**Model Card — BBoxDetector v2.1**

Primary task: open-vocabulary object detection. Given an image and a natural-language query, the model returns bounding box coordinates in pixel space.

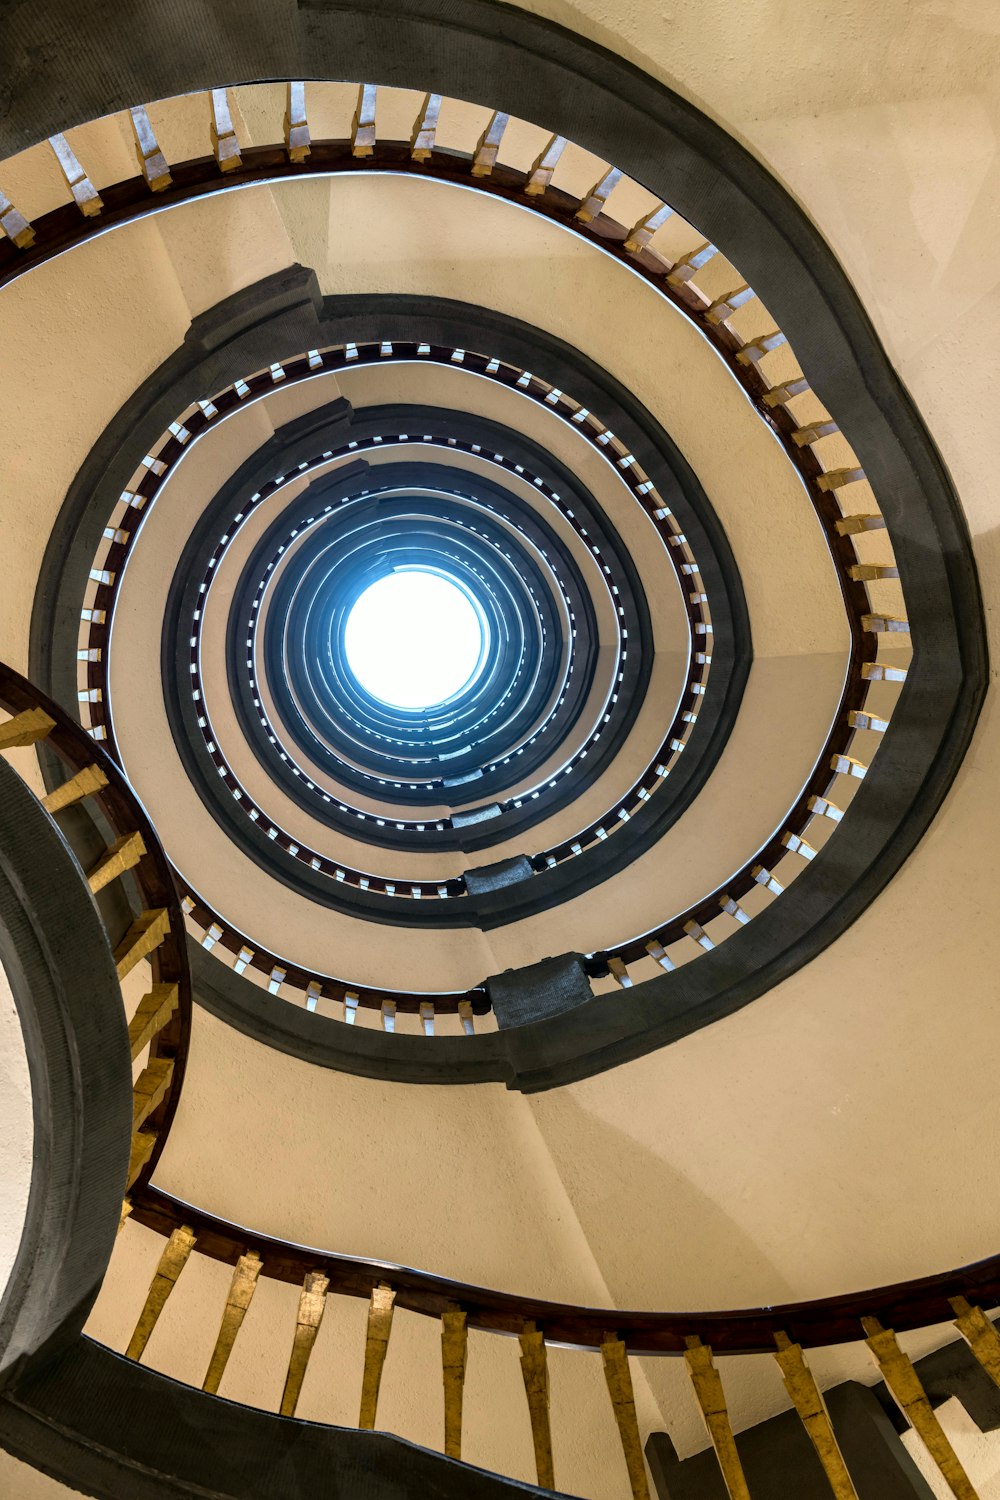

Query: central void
[344,569,485,710]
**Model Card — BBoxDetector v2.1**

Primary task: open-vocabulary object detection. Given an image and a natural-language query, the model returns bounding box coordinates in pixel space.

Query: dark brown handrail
[0,661,192,1192]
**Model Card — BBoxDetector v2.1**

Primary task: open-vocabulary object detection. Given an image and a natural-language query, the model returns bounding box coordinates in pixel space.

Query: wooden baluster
[131,1057,174,1130]
[817,466,866,492]
[458,999,475,1036]
[0,188,35,248]
[352,84,377,157]
[284,81,310,162]
[128,984,179,1059]
[849,563,899,582]
[411,93,442,160]
[862,613,910,635]
[836,514,887,535]
[830,753,867,781]
[601,1335,651,1500]
[125,1225,197,1361]
[280,1272,329,1416]
[441,1307,468,1458]
[862,1316,980,1500]
[114,908,171,980]
[524,134,566,195]
[127,1129,156,1188]
[359,1283,396,1429]
[118,1199,133,1236]
[623,203,672,253]
[471,111,509,176]
[42,763,108,812]
[420,1001,435,1037]
[862,661,908,684]
[791,420,839,445]
[210,89,241,172]
[0,707,55,749]
[203,1251,263,1394]
[129,105,171,191]
[519,1324,555,1489]
[608,956,633,988]
[49,134,103,216]
[773,1333,859,1499]
[381,999,396,1033]
[735,330,787,365]
[88,830,146,893]
[667,241,717,285]
[575,166,623,223]
[951,1297,1000,1388]
[684,1337,751,1500]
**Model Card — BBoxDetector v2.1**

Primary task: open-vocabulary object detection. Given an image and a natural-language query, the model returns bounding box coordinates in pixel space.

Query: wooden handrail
[0,661,192,1192]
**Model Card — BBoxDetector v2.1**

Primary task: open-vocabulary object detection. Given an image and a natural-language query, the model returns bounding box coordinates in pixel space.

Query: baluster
[88,830,146,893]
[210,89,241,172]
[684,919,714,952]
[524,134,566,195]
[645,938,675,972]
[352,84,377,157]
[830,753,867,781]
[129,106,171,191]
[42,762,108,812]
[773,1333,859,1498]
[127,1129,156,1187]
[420,1001,435,1037]
[125,1225,197,1361]
[0,188,35,248]
[127,983,179,1058]
[280,1271,329,1416]
[132,1056,174,1130]
[458,999,475,1035]
[705,286,755,325]
[847,709,889,733]
[808,794,844,824]
[950,1297,1000,1388]
[791,420,839,445]
[519,1324,555,1489]
[684,1337,751,1500]
[49,134,103,216]
[118,1199,133,1236]
[762,376,809,407]
[862,613,910,634]
[601,1335,651,1500]
[0,707,55,749]
[381,999,396,1032]
[862,661,908,684]
[816,466,866,492]
[411,93,442,160]
[575,167,623,223]
[284,81,310,162]
[114,908,171,980]
[719,895,751,925]
[441,1307,468,1458]
[623,203,672,253]
[471,111,509,177]
[667,242,717,285]
[736,330,787,365]
[608,956,633,988]
[836,514,886,535]
[862,1316,979,1500]
[359,1283,396,1429]
[203,1251,263,1394]
[849,562,899,581]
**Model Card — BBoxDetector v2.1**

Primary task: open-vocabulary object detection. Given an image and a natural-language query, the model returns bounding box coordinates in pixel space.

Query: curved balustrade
[115,1185,1000,1500]
[0,661,192,1191]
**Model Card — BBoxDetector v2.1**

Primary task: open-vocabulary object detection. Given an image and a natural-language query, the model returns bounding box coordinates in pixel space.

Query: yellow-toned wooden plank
[774,1333,859,1499]
[519,1324,555,1490]
[132,1056,174,1129]
[524,134,566,196]
[127,1129,156,1188]
[129,105,172,190]
[0,188,35,248]
[280,1272,329,1417]
[359,1283,396,1430]
[951,1298,1000,1389]
[88,830,146,893]
[125,1225,196,1361]
[118,1199,133,1236]
[42,763,108,812]
[471,110,509,177]
[863,1317,980,1500]
[114,908,171,980]
[575,166,623,224]
[203,1252,263,1395]
[441,1308,468,1458]
[684,1338,751,1500]
[411,93,441,160]
[601,1335,651,1500]
[49,133,103,215]
[128,984,179,1060]
[210,88,241,171]
[284,81,310,162]
[352,84,377,157]
[0,707,55,750]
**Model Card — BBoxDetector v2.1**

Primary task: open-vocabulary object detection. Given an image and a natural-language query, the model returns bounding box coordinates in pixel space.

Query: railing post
[683,1337,751,1500]
[203,1251,263,1394]
[441,1306,468,1458]
[125,1225,197,1361]
[519,1323,555,1490]
[359,1283,396,1429]
[601,1334,651,1500]
[951,1297,1000,1388]
[773,1332,859,1498]
[863,1316,980,1500]
[280,1271,329,1417]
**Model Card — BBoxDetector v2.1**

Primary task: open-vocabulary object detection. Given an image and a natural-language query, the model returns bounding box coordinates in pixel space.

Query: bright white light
[343,570,485,710]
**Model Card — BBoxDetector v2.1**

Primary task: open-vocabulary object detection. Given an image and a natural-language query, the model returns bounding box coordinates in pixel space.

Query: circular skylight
[343,569,486,710]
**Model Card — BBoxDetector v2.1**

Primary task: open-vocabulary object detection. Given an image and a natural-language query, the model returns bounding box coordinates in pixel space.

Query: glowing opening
[343,569,486,710]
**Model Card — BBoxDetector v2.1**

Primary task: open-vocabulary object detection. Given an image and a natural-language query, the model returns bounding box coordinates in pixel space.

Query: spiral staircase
[0,3,998,1498]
